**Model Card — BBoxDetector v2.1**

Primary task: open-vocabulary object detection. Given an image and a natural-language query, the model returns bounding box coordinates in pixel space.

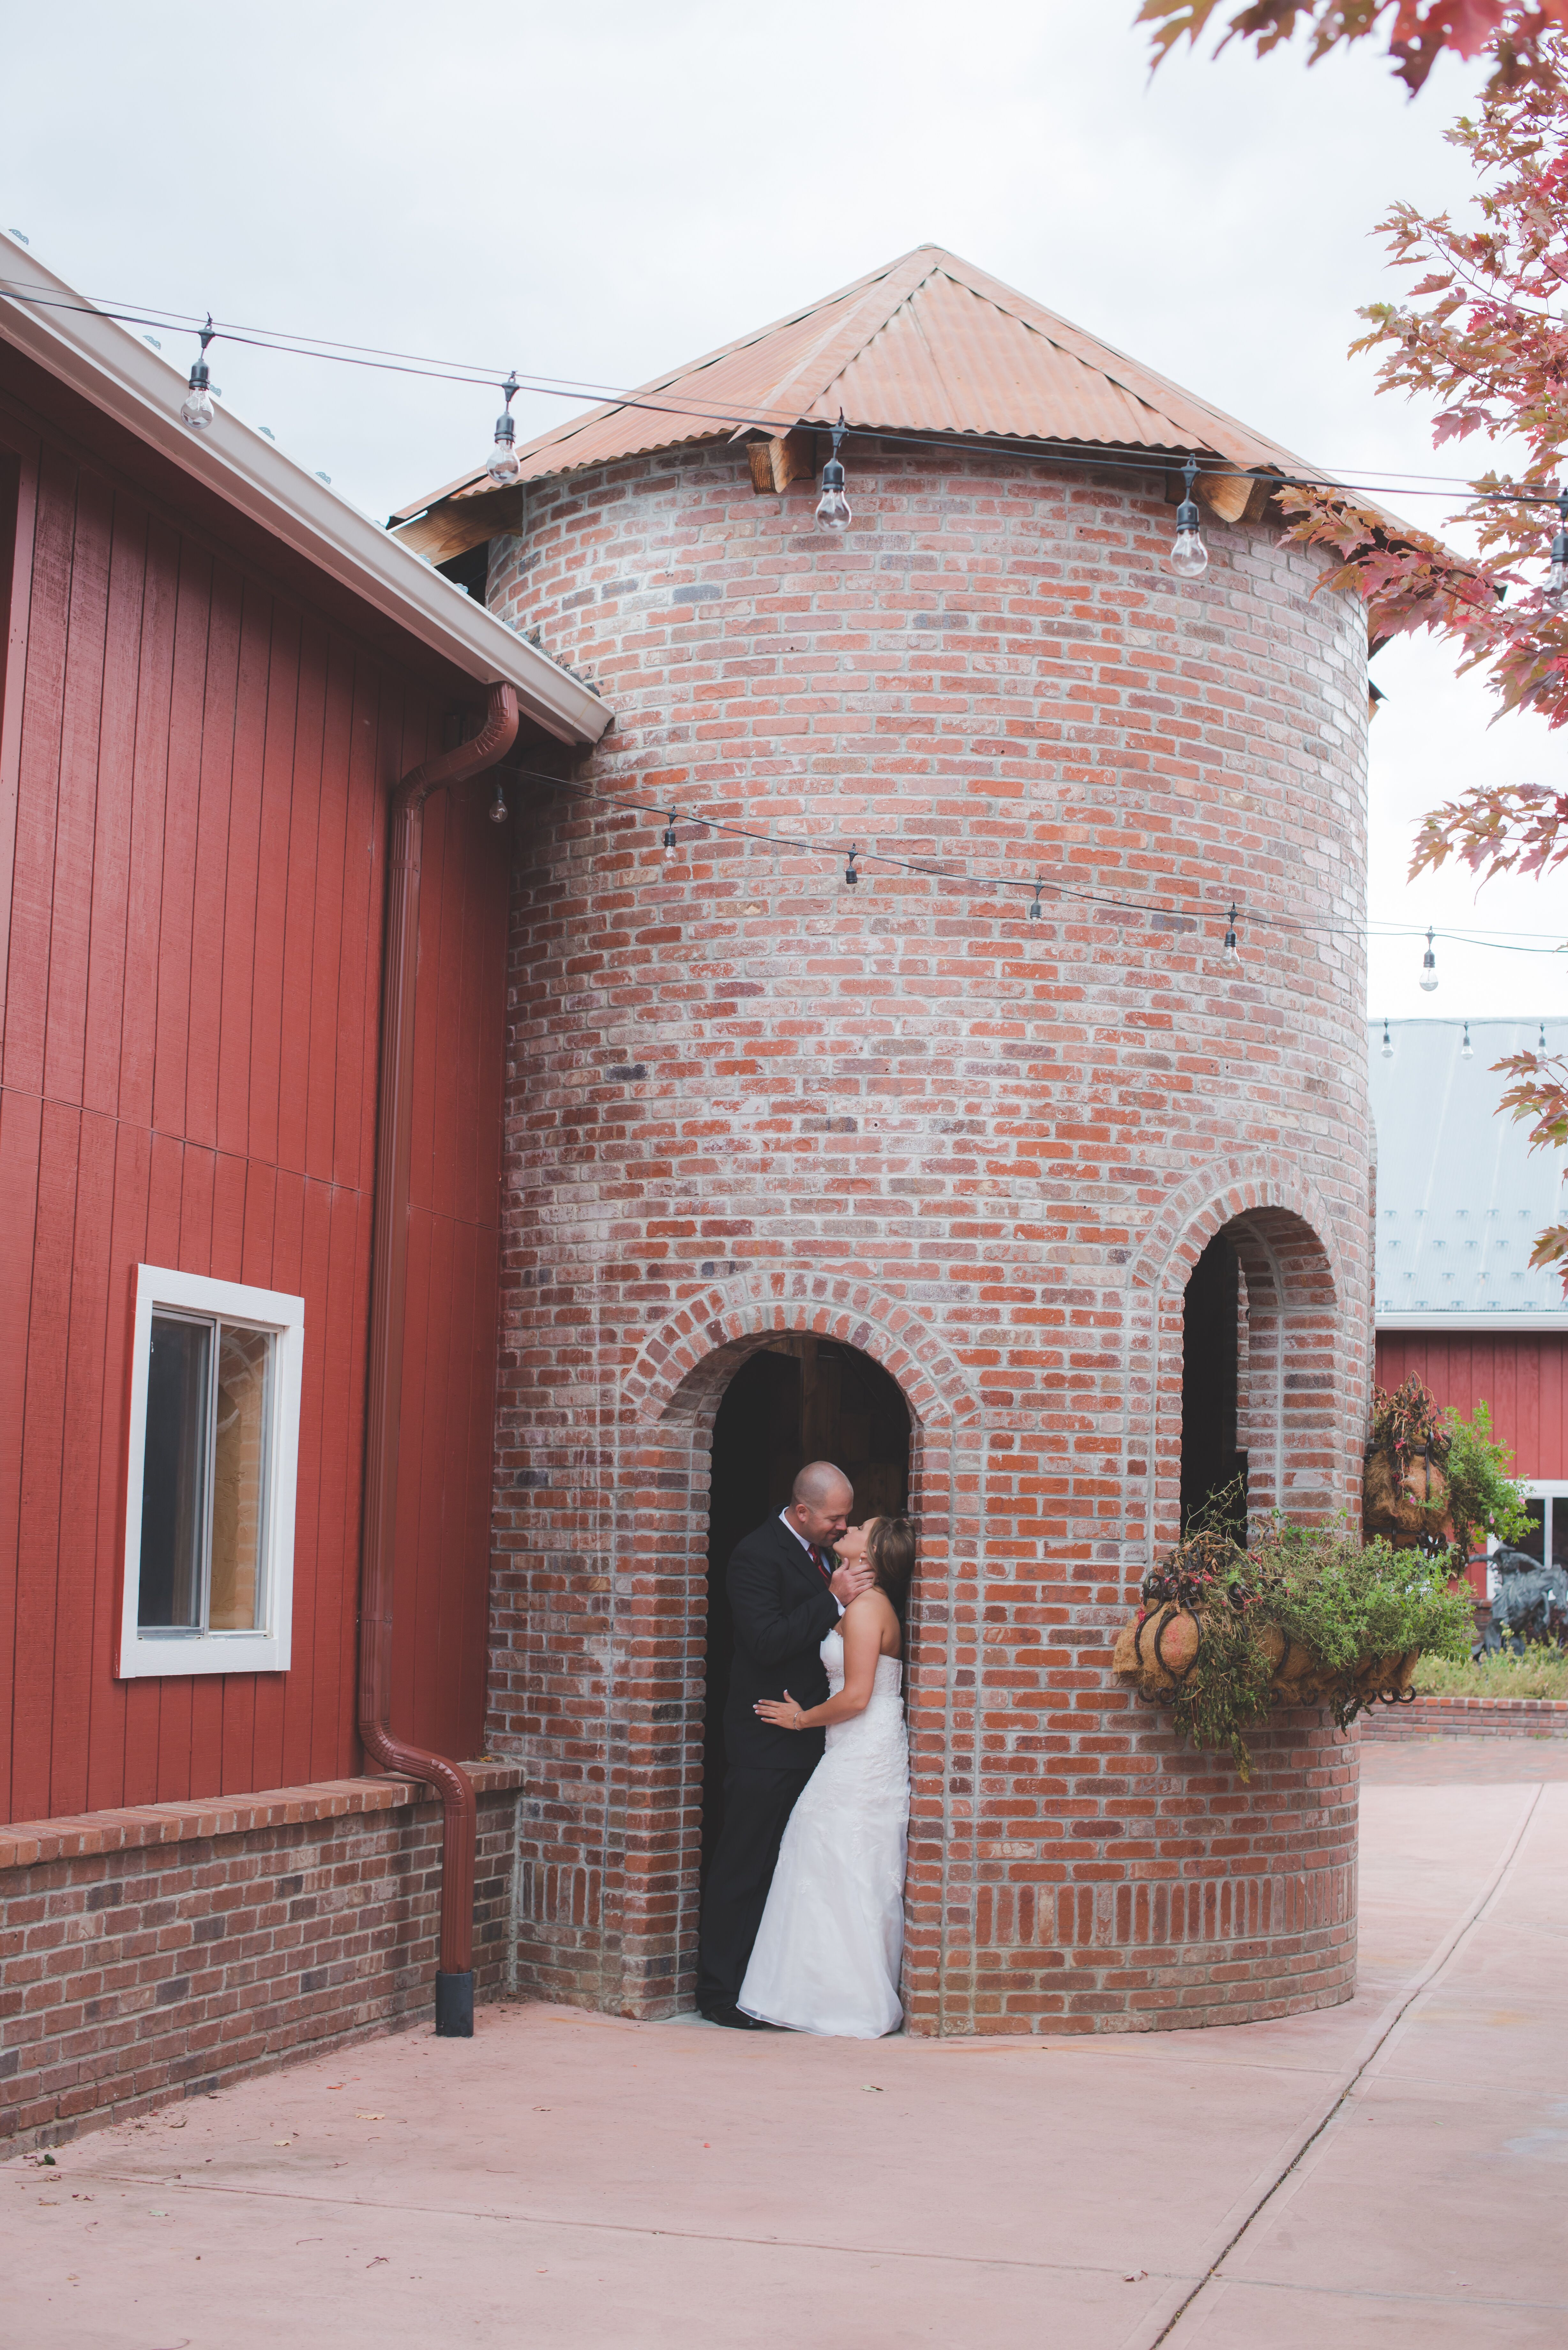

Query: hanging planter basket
[1108,1508,1472,1776]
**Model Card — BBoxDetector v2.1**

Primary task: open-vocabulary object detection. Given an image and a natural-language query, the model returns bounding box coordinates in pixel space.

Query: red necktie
[809,1546,833,1584]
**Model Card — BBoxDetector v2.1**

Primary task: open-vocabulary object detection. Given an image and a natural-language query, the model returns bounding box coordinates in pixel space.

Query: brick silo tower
[401,246,1370,2033]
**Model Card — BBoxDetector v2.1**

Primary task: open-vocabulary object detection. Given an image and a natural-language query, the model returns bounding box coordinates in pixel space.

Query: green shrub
[1254,1520,1474,1678]
[1413,1643,1568,1701]
[1439,1401,1533,1567]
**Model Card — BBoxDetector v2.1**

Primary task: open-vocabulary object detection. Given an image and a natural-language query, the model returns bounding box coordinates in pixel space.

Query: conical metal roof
[394,244,1317,522]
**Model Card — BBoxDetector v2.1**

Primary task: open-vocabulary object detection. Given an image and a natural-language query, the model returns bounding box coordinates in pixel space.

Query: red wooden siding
[0,380,508,1822]
[1375,1331,1568,1482]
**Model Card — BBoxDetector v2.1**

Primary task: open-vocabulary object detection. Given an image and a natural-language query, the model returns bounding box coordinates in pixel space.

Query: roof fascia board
[1376,1312,1568,1332]
[0,244,608,747]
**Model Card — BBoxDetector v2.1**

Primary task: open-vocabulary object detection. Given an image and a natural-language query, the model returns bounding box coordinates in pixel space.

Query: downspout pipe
[358,679,519,2040]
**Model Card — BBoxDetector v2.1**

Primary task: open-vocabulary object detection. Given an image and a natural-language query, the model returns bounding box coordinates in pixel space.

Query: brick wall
[485,437,1371,2032]
[0,1767,523,2152]
[1359,1695,1568,1741]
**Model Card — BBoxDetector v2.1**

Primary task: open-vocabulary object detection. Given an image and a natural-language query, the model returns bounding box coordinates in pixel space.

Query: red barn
[0,236,606,2140]
[1370,1016,1568,1586]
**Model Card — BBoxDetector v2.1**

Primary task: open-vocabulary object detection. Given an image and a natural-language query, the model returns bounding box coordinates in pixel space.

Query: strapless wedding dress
[738,1629,909,2038]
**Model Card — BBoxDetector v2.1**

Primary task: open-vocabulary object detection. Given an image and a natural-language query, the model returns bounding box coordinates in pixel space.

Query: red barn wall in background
[1375,1331,1568,1482]
[0,373,507,1825]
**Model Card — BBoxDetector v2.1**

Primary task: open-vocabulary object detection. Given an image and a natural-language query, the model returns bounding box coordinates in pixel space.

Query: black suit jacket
[722,1514,841,1772]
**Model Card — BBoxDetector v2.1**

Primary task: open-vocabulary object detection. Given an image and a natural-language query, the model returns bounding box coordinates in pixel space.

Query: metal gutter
[1376,1313,1568,1333]
[0,237,609,748]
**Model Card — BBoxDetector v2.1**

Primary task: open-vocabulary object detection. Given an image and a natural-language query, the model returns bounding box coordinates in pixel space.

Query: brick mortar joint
[0,1765,525,1872]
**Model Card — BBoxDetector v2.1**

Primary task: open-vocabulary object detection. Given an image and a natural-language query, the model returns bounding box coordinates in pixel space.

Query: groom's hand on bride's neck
[830,1560,874,1607]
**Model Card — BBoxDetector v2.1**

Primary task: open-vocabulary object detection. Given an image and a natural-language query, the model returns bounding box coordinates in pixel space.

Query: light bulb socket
[1175,496,1200,532]
[661,811,678,860]
[820,457,846,494]
[844,845,859,887]
[187,355,210,394]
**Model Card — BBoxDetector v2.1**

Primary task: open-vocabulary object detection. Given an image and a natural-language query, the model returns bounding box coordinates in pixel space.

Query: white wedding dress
[738,1628,909,2038]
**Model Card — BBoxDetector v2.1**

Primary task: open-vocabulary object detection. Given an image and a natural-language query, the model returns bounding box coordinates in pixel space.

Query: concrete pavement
[5,1751,1565,2348]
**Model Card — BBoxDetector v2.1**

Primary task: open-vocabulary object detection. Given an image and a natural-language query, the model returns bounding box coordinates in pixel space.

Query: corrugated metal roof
[1370,1019,1568,1319]
[394,245,1321,521]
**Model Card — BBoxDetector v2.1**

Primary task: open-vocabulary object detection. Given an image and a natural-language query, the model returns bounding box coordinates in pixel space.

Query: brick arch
[1127,1161,1357,1569]
[606,1278,976,2023]
[623,1275,978,1434]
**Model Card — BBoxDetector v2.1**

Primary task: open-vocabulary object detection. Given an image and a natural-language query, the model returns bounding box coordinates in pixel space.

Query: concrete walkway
[6,1753,1566,2348]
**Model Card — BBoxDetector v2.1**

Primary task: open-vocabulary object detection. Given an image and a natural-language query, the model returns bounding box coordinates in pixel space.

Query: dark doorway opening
[702,1338,910,1881]
[1180,1233,1248,1538]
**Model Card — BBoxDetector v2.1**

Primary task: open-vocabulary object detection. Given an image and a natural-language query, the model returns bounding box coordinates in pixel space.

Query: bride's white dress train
[738,1629,909,2038]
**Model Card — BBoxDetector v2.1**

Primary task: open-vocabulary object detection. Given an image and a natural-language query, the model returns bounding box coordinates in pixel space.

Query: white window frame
[1485,1479,1568,1599]
[118,1264,304,1678]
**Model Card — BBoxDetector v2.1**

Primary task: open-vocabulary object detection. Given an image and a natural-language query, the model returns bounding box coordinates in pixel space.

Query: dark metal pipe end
[434,1970,475,2038]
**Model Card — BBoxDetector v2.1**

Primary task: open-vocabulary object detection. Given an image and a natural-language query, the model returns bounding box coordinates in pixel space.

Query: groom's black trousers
[697,1764,816,2011]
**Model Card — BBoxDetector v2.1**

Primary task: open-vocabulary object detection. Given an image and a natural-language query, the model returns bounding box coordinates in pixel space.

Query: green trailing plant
[1254,1522,1474,1692]
[1124,1509,1474,1778]
[1439,1401,1533,1567]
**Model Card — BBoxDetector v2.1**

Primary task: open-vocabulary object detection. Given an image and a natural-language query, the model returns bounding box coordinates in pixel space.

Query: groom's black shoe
[700,2002,770,2030]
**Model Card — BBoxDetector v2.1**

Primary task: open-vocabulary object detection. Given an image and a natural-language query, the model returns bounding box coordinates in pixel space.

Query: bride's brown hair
[866,1515,915,1604]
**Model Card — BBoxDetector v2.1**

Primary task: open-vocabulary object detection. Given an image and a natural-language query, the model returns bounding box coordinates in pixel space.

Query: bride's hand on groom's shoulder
[829,1561,873,1607]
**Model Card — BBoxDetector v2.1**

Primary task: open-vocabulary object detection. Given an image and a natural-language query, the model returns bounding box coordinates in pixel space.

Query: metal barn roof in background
[1370,1020,1568,1325]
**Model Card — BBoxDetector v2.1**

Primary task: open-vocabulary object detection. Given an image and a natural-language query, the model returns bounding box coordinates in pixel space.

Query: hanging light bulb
[815,413,852,533]
[1461,1020,1473,1059]
[488,777,509,826]
[1221,904,1239,966]
[662,811,678,863]
[1541,1020,1549,1052]
[1167,456,1208,579]
[1419,928,1438,992]
[1545,482,1568,612]
[844,844,859,887]
[180,315,216,432]
[486,374,522,486]
[1029,879,1043,922]
[1381,1018,1394,1059]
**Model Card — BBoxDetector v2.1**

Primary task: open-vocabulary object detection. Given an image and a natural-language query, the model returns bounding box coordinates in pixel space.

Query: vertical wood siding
[1375,1331,1568,1480]
[0,404,505,1821]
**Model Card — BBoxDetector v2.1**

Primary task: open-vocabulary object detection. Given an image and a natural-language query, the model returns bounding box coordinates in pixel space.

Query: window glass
[1518,1498,1546,1564]
[138,1314,211,1628]
[210,1324,271,1630]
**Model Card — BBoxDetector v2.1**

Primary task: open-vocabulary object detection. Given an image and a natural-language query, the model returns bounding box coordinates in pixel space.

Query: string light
[1547,483,1568,612]
[1381,1018,1394,1059]
[1541,1021,1548,1051]
[11,275,1568,518]
[180,315,216,432]
[1418,928,1439,992]
[815,413,852,534]
[486,374,521,486]
[488,778,509,826]
[662,811,678,862]
[1167,457,1208,580]
[1029,879,1043,921]
[1461,1020,1473,1059]
[1221,904,1239,966]
[844,844,859,887]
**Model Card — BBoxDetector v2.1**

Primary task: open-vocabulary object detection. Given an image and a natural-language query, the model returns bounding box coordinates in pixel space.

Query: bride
[738,1515,913,2038]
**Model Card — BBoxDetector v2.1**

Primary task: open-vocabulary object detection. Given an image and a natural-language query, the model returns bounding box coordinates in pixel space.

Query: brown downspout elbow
[358,679,519,2039]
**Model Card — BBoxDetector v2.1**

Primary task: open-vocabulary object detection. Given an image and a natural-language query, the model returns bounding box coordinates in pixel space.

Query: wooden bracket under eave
[390,486,525,566]
[747,429,815,496]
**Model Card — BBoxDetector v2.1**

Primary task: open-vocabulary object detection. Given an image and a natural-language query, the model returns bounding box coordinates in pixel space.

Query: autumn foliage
[1151,13,1568,1284]
[1139,2,1568,95]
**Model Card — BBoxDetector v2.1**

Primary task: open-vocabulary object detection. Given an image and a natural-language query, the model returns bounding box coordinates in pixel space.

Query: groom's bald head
[788,1461,854,1545]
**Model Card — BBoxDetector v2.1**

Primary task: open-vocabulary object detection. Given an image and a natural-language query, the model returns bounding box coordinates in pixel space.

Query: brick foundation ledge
[1,1765,525,2155]
[1358,1695,1568,1741]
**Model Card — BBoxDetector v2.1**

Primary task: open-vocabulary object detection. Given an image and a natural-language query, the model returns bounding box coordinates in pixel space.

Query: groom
[697,1460,871,2028]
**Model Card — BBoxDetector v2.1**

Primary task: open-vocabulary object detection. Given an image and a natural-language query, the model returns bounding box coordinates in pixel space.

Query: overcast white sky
[5,1,1563,1025]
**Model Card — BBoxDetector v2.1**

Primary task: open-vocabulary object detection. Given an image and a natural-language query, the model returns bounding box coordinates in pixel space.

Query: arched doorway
[701,1337,911,1878]
[1180,1232,1247,1535]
